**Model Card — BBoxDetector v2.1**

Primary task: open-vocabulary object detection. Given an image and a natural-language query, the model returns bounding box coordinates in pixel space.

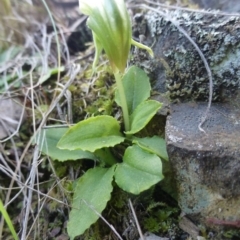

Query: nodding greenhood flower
[80,0,153,74]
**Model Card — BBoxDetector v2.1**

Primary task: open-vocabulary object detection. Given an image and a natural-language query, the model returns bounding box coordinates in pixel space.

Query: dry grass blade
[128,198,145,240]
[0,0,83,238]
[81,199,124,240]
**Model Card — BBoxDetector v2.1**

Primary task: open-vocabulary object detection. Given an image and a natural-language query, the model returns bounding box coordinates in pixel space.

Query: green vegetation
[37,0,168,239]
[0,199,18,240]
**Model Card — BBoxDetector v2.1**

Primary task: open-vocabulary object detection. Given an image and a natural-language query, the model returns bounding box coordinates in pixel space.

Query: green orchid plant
[37,0,168,239]
[81,0,153,74]
[80,0,153,131]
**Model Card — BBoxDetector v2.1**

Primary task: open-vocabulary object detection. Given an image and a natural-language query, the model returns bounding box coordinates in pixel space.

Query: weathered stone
[133,8,240,233]
[132,9,240,102]
[138,232,169,240]
[192,0,240,12]
[166,101,240,230]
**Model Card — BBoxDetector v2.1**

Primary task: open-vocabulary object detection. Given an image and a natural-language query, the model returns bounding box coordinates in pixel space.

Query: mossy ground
[2,0,239,240]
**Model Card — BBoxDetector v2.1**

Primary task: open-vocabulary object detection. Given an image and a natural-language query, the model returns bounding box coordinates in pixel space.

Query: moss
[70,63,116,122]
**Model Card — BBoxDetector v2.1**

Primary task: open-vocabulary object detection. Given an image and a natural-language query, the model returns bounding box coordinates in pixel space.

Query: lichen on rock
[132,9,240,102]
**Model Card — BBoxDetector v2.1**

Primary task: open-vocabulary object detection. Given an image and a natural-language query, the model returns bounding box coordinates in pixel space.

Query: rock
[132,9,240,102]
[133,7,240,233]
[191,0,240,12]
[138,232,169,240]
[166,101,240,230]
[32,0,92,53]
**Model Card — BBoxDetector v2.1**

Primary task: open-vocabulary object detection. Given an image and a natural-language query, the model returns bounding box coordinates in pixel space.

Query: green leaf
[91,31,103,74]
[35,128,97,161]
[57,116,125,152]
[67,167,115,240]
[115,66,151,114]
[0,74,19,93]
[115,145,164,195]
[0,46,22,64]
[0,199,18,240]
[133,136,169,161]
[38,66,65,84]
[94,148,117,166]
[125,100,162,135]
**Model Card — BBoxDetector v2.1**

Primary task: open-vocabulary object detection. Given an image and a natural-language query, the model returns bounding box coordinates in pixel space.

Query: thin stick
[81,199,124,240]
[40,0,62,100]
[20,145,39,240]
[128,199,145,240]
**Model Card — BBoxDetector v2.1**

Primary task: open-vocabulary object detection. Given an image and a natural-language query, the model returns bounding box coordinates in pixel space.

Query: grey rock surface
[133,6,240,232]
[132,9,240,102]
[192,0,240,12]
[166,101,240,228]
[138,232,169,240]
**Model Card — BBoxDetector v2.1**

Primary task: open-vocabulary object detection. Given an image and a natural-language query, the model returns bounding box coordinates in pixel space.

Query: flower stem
[131,39,154,57]
[114,72,130,131]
